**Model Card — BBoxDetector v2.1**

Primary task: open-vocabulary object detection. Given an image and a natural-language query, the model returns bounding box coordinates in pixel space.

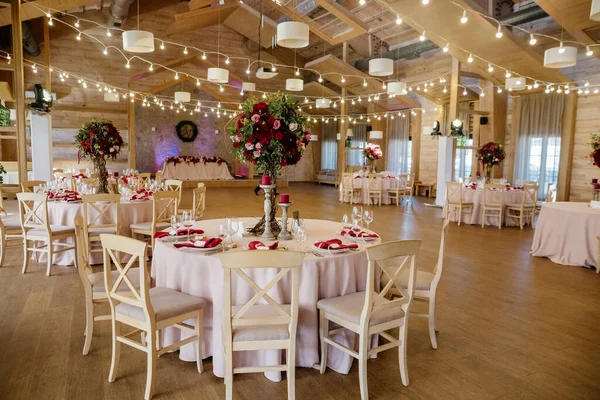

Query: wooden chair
[138,172,151,187]
[367,176,383,206]
[506,184,537,229]
[192,187,206,220]
[341,173,361,204]
[318,240,422,399]
[53,168,64,173]
[216,250,306,400]
[20,180,46,193]
[0,214,23,267]
[17,192,77,276]
[101,233,206,400]
[155,170,163,183]
[130,191,178,250]
[197,182,205,188]
[54,172,75,189]
[444,181,473,226]
[386,177,405,207]
[481,184,505,229]
[165,179,183,206]
[382,220,449,349]
[82,194,120,256]
[536,183,557,215]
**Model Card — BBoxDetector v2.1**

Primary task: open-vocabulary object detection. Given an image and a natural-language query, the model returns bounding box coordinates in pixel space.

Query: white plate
[346,234,378,242]
[177,242,223,252]
[312,245,350,254]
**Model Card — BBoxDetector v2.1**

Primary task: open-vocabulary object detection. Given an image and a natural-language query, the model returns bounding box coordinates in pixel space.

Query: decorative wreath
[176,120,198,142]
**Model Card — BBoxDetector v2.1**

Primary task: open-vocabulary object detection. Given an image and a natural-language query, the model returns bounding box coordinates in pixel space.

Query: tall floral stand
[484,165,494,183]
[260,184,277,239]
[278,202,292,240]
[93,157,109,194]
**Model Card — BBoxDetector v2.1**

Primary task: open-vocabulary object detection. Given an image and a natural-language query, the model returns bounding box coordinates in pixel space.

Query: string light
[183,47,188,55]
[225,57,230,65]
[341,76,346,83]
[505,71,512,78]
[106,29,112,37]
[587,46,594,57]
[487,64,494,72]
[74,18,80,28]
[422,0,429,4]
[467,54,473,63]
[460,10,468,24]
[529,34,537,46]
[159,41,165,50]
[148,64,154,71]
[443,42,450,52]
[396,15,402,25]
[103,48,108,56]
[419,31,426,42]
[76,33,81,41]
[495,24,503,38]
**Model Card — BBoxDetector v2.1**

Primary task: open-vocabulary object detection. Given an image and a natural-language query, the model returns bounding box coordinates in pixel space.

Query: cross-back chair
[17,192,77,276]
[20,180,45,193]
[138,172,151,187]
[0,213,23,267]
[130,190,178,250]
[367,176,383,206]
[155,170,163,183]
[54,173,75,190]
[197,182,205,188]
[101,234,206,400]
[192,187,206,220]
[164,179,183,206]
[82,194,121,255]
[444,181,473,225]
[536,183,557,215]
[216,250,306,400]
[318,240,422,399]
[506,184,537,229]
[387,175,407,207]
[341,173,361,204]
[481,183,505,229]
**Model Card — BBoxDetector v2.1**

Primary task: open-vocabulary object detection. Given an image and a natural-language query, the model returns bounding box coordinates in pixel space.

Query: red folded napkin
[314,239,358,250]
[174,238,222,249]
[177,229,204,236]
[248,241,279,250]
[340,230,379,238]
[153,231,171,239]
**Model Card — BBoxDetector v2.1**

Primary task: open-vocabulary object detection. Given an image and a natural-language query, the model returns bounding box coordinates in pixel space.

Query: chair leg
[319,310,328,374]
[358,334,369,400]
[399,323,409,386]
[108,319,121,383]
[46,242,54,277]
[145,330,157,400]
[82,296,94,355]
[520,212,524,230]
[195,310,204,373]
[458,207,462,226]
[0,229,6,267]
[481,209,485,228]
[225,343,233,400]
[21,239,30,274]
[428,297,438,350]
[287,342,296,400]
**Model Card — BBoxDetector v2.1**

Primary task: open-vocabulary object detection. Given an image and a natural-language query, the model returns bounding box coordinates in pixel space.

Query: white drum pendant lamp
[369,130,383,139]
[286,78,304,91]
[174,91,191,103]
[505,77,526,91]
[346,128,354,137]
[122,30,155,53]
[104,92,120,102]
[369,58,394,76]
[242,82,256,92]
[591,0,600,21]
[387,81,407,95]
[544,45,577,68]
[276,21,310,48]
[207,67,229,84]
[316,98,331,108]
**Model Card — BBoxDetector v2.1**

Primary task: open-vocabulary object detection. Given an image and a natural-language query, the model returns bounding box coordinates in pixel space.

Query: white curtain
[320,121,338,170]
[514,93,564,199]
[347,125,367,166]
[386,115,411,174]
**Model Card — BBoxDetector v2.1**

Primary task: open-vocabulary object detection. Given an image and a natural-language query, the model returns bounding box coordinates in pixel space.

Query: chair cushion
[88,267,142,293]
[1,214,21,229]
[230,304,291,342]
[88,227,118,235]
[447,201,473,206]
[380,269,434,291]
[26,225,74,236]
[115,287,206,322]
[483,203,503,208]
[129,221,170,231]
[506,203,535,209]
[317,291,405,327]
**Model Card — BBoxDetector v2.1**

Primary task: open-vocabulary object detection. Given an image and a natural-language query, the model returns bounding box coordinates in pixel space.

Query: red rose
[246,137,253,143]
[233,142,240,148]
[267,116,276,126]
[253,102,268,114]
[276,132,283,140]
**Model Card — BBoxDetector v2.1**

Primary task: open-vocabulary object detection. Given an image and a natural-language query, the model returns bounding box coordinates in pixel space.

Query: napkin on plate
[153,231,171,239]
[314,239,358,250]
[340,230,379,238]
[176,229,204,236]
[248,241,278,250]
[173,238,222,249]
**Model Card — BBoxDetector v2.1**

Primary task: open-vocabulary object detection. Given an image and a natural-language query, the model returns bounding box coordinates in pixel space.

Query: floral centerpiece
[165,155,227,166]
[75,119,124,193]
[476,141,506,182]
[589,133,600,168]
[363,143,383,171]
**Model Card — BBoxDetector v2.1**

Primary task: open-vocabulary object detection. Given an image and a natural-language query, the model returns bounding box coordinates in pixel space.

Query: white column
[29,113,53,182]
[435,136,454,207]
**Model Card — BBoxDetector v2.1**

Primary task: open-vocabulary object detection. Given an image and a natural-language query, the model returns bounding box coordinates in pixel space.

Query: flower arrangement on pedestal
[363,143,383,171]
[476,141,506,182]
[165,155,227,166]
[589,133,600,168]
[75,119,124,193]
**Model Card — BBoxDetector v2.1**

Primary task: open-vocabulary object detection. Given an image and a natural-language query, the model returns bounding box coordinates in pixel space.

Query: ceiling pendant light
[544,43,577,68]
[122,0,155,53]
[208,67,229,83]
[387,81,407,95]
[242,82,256,92]
[316,98,331,108]
[369,58,394,76]
[286,78,304,91]
[505,77,526,91]
[591,0,600,21]
[276,21,310,48]
[174,92,191,103]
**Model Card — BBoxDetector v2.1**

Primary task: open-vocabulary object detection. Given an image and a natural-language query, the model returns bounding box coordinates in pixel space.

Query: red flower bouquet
[589,133,600,168]
[476,141,506,181]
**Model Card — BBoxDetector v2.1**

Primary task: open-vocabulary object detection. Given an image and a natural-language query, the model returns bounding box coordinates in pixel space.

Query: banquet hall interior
[1,0,600,399]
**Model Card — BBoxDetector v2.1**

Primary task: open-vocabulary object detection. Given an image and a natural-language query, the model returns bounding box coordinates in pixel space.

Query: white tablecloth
[45,200,153,265]
[151,218,381,381]
[531,202,600,268]
[339,177,400,205]
[441,187,525,226]
[162,162,233,180]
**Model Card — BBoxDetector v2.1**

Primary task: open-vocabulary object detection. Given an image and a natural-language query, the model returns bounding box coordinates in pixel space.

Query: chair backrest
[363,240,422,329]
[74,216,93,285]
[101,234,150,322]
[138,172,151,183]
[197,182,205,188]
[445,181,462,204]
[369,177,382,190]
[82,194,121,243]
[368,173,382,179]
[16,192,50,234]
[77,178,98,186]
[431,220,449,287]
[546,183,557,202]
[216,250,306,344]
[54,173,75,190]
[524,180,537,185]
[521,184,538,208]
[164,179,183,205]
[398,173,409,187]
[342,174,354,191]
[152,190,179,228]
[53,168,64,173]
[192,187,206,220]
[155,170,163,183]
[20,180,45,193]
[483,183,505,205]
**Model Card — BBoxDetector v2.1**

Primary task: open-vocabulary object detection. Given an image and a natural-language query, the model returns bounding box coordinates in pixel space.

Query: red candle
[593,178,598,184]
[261,175,272,185]
[280,194,290,203]
[594,184,600,190]
[113,172,119,177]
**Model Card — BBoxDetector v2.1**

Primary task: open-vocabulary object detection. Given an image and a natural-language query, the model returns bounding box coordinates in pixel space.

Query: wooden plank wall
[570,94,600,201]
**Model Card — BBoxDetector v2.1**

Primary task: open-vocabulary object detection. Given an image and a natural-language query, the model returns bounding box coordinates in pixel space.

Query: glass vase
[484,165,493,183]
[93,157,109,194]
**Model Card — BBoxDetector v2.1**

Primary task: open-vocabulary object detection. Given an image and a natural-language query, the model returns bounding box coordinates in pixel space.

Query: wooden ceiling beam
[0,0,102,26]
[312,0,368,35]
[167,3,238,35]
[130,54,197,81]
[268,1,335,44]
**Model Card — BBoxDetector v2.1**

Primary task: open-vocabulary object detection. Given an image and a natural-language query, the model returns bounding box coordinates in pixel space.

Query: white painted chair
[386,175,406,207]
[382,220,449,349]
[164,179,183,206]
[216,250,306,400]
[0,213,23,267]
[367,176,383,206]
[318,239,422,399]
[54,173,75,190]
[536,183,557,215]
[506,184,537,229]
[17,192,77,276]
[19,180,45,193]
[101,233,206,400]
[481,184,505,229]
[130,191,178,250]
[155,170,163,183]
[192,187,206,220]
[82,194,120,256]
[197,182,205,188]
[341,173,361,204]
[444,181,473,226]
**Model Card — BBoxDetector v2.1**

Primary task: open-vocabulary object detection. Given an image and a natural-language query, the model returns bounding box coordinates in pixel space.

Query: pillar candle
[261,175,272,185]
[280,194,290,203]
[592,178,598,184]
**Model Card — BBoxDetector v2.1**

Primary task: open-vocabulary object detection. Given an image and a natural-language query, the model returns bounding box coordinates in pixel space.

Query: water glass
[341,214,352,233]
[363,209,374,231]
[294,225,307,251]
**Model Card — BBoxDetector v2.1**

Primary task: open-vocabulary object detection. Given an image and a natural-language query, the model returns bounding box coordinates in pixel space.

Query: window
[347,125,367,167]
[321,122,338,170]
[386,117,411,174]
[407,136,412,174]
[522,136,560,197]
[454,137,473,180]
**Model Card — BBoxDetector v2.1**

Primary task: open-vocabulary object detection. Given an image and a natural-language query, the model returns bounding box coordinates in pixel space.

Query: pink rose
[251,114,260,123]
[273,120,281,130]
[255,142,262,149]
[245,142,254,150]
[253,150,261,158]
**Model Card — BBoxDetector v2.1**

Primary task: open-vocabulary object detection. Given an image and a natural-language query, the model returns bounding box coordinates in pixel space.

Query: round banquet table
[151,218,381,381]
[44,199,153,265]
[339,177,400,205]
[161,161,233,180]
[441,187,525,226]
[531,202,600,268]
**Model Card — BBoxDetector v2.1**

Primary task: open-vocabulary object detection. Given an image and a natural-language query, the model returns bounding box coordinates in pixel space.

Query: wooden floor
[1,183,599,399]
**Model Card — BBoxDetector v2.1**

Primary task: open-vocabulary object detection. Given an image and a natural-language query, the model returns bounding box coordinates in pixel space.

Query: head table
[161,161,233,181]
[151,218,381,382]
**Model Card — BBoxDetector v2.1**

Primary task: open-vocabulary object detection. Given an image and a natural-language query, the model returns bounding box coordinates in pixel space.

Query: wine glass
[182,211,194,241]
[218,224,228,242]
[226,217,239,248]
[294,225,307,251]
[363,209,374,231]
[351,219,363,241]
[341,214,352,235]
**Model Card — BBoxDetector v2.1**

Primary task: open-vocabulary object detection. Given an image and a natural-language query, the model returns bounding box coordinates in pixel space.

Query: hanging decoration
[176,120,199,142]
[544,44,578,69]
[276,21,310,48]
[122,0,154,53]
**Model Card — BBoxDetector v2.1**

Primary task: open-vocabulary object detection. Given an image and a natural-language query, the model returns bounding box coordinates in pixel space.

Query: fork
[310,250,324,258]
